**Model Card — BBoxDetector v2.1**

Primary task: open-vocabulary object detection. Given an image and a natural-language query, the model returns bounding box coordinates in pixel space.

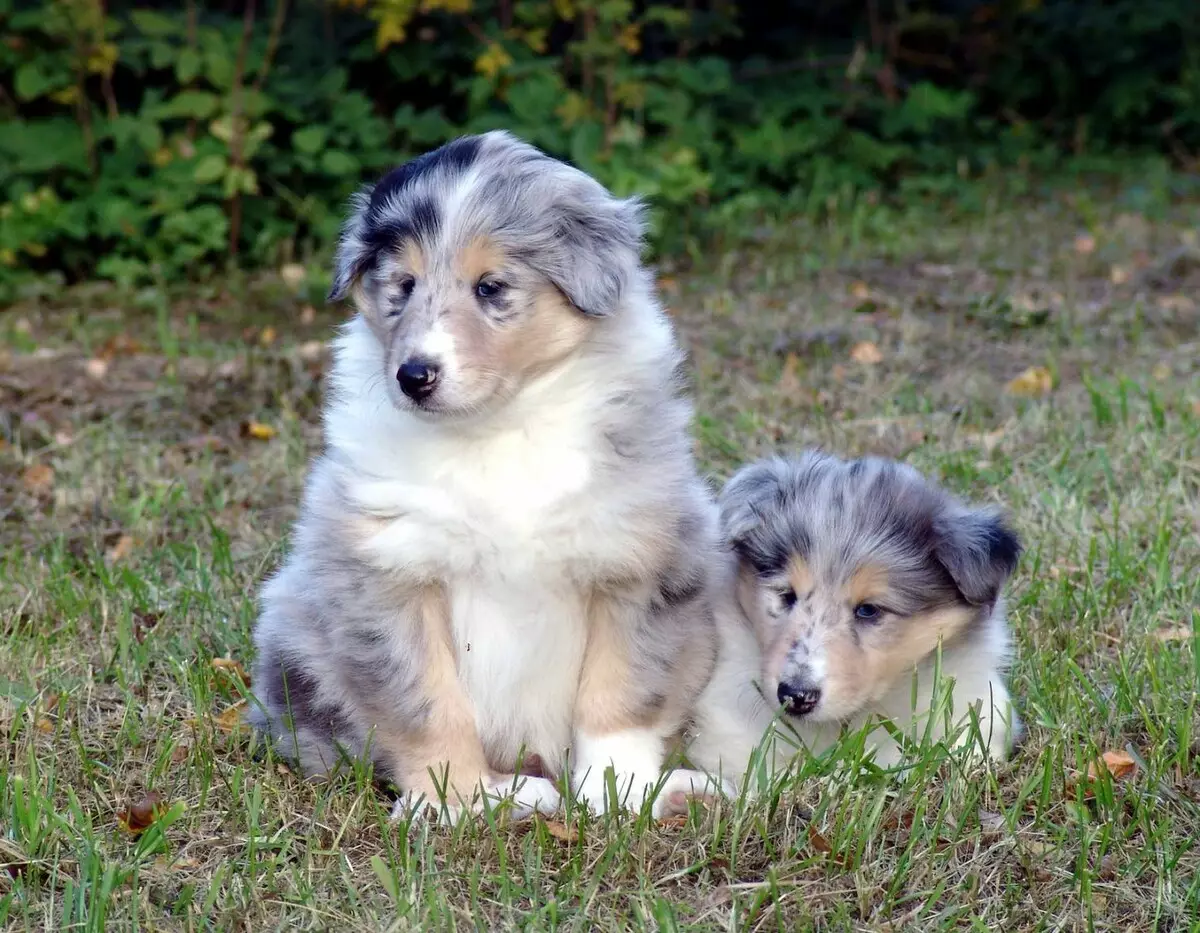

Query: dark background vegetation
[2,0,1198,296]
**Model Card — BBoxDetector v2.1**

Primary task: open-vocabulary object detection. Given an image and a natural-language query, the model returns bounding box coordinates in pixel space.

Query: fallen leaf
[297,340,324,364]
[1153,623,1194,642]
[213,700,248,734]
[34,716,54,734]
[105,534,135,564]
[1071,749,1139,799]
[849,341,883,365]
[211,657,250,686]
[97,334,144,360]
[84,358,109,380]
[808,825,833,853]
[275,762,292,775]
[849,281,870,300]
[133,610,161,643]
[240,421,276,441]
[1005,366,1053,398]
[1109,265,1130,285]
[543,820,579,842]
[22,463,55,495]
[280,263,307,291]
[299,305,317,325]
[170,744,189,764]
[118,791,166,834]
[1074,233,1096,255]
[778,352,801,393]
[258,326,278,347]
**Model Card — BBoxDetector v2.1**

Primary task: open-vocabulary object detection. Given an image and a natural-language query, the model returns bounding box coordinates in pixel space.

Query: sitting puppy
[249,131,719,821]
[684,451,1022,786]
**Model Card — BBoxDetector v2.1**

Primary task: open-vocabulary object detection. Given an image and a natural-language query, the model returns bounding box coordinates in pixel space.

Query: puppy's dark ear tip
[985,517,1022,573]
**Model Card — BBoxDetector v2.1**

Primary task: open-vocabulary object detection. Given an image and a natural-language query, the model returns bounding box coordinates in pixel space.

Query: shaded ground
[2,194,1200,930]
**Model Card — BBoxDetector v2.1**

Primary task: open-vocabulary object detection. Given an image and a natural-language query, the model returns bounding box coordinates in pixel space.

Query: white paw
[390,774,562,825]
[651,769,737,819]
[573,766,662,815]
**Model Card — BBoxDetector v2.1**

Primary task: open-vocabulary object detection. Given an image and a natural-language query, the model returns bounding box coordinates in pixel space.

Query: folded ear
[933,505,1021,606]
[326,188,373,302]
[537,187,646,317]
[719,456,818,574]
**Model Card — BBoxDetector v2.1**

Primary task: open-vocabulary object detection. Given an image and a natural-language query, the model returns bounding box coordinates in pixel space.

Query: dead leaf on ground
[778,352,801,393]
[97,334,144,360]
[105,534,135,564]
[543,820,579,842]
[1109,264,1130,285]
[1074,233,1097,255]
[1006,366,1053,398]
[280,263,307,291]
[807,825,851,866]
[849,281,870,300]
[1153,623,1194,643]
[213,699,249,734]
[84,358,109,380]
[34,716,54,734]
[170,744,189,764]
[211,657,251,686]
[21,463,55,495]
[300,304,317,325]
[258,326,278,347]
[239,421,276,441]
[850,341,883,365]
[133,610,161,643]
[118,791,166,834]
[1071,749,1139,799]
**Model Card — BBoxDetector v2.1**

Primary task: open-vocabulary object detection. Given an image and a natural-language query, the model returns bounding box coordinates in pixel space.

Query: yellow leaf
[1088,749,1137,782]
[213,700,249,734]
[475,43,513,80]
[617,24,641,55]
[543,820,579,842]
[850,341,883,365]
[240,421,276,441]
[105,534,135,564]
[1005,366,1053,398]
[211,657,251,686]
[258,326,278,347]
[22,463,55,496]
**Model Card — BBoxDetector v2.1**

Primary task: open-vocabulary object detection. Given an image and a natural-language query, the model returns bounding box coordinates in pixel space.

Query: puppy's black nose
[396,359,440,401]
[777,681,821,716]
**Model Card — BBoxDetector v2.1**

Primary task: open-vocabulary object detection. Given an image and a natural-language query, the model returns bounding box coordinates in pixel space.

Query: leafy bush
[1,0,1197,292]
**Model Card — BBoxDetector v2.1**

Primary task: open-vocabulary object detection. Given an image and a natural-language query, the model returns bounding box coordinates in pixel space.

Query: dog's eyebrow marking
[787,557,815,600]
[844,563,889,606]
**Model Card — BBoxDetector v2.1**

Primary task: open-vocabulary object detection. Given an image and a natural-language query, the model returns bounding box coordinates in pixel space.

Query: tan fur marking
[497,285,590,379]
[455,237,505,284]
[845,564,889,607]
[399,240,426,278]
[871,605,975,686]
[788,557,814,598]
[574,593,641,734]
[381,587,493,805]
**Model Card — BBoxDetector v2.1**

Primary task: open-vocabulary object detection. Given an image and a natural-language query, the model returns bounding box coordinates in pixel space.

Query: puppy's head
[719,452,1020,723]
[328,131,646,417]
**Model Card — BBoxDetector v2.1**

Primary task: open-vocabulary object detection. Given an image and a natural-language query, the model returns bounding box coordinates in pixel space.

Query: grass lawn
[3,193,1199,930]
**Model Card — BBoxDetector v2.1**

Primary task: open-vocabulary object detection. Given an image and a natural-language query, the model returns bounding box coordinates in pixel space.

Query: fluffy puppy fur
[249,131,719,821]
[685,450,1022,785]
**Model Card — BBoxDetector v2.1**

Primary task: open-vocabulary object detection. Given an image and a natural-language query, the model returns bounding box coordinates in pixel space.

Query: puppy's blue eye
[476,279,505,300]
[854,603,881,621]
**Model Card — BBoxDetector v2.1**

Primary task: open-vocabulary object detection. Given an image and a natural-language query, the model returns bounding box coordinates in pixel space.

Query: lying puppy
[249,131,719,821]
[685,451,1022,786]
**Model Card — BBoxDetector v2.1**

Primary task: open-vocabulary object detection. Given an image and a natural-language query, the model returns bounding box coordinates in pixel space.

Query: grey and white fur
[684,450,1023,786]
[249,131,720,821]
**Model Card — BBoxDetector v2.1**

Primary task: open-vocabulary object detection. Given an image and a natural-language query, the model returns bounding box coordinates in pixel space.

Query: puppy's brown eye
[476,279,505,300]
[854,603,881,622]
[779,588,798,610]
[399,276,415,298]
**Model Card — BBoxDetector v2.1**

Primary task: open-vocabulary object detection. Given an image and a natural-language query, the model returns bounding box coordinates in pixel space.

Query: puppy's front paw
[652,769,737,819]
[390,774,562,825]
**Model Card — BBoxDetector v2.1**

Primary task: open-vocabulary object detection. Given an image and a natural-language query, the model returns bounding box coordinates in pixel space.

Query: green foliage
[1,0,1197,291]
